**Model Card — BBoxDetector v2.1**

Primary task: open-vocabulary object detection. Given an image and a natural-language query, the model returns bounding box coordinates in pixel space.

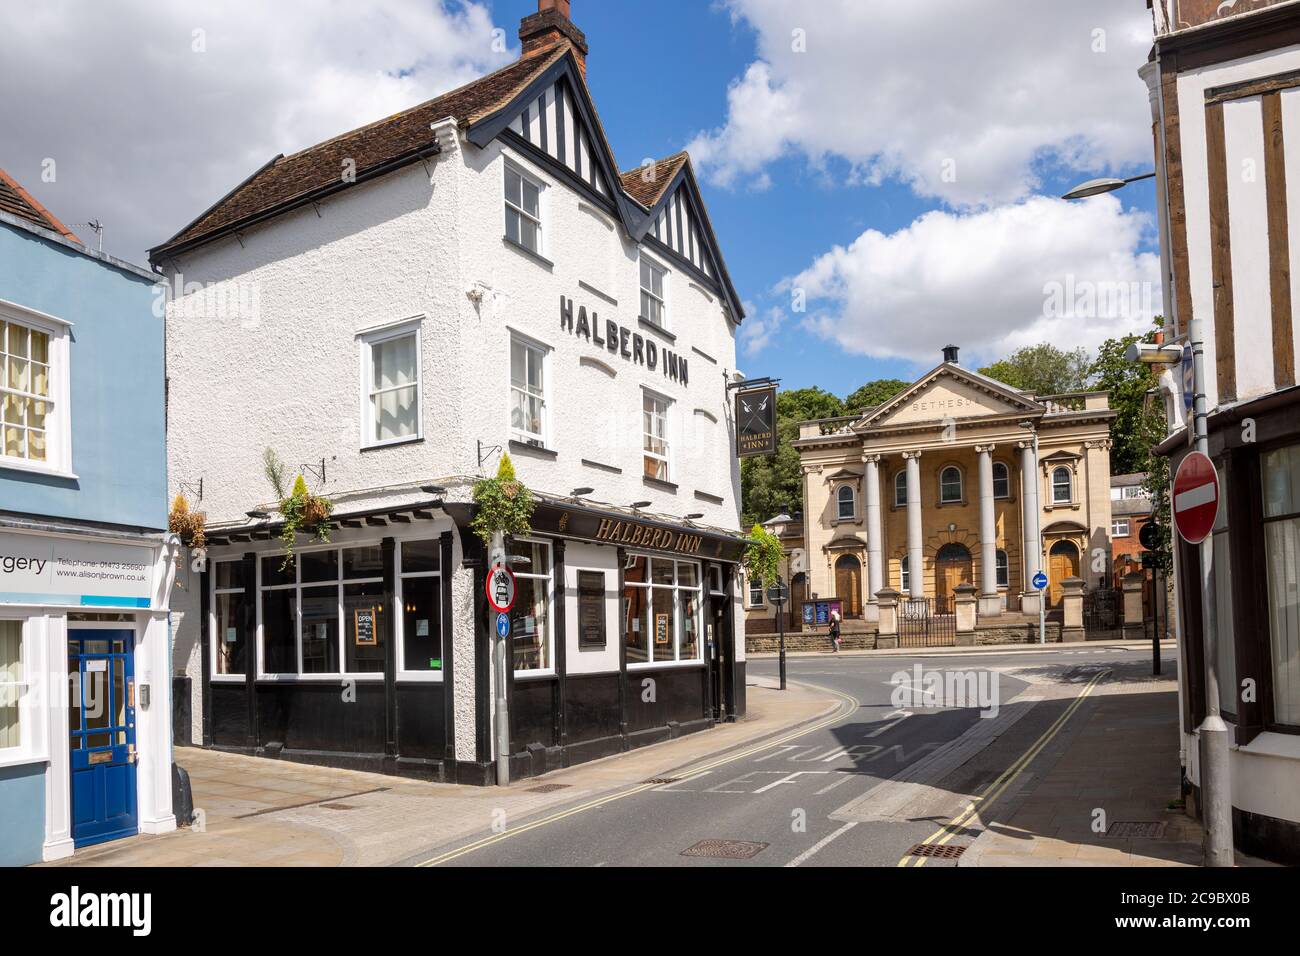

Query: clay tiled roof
[619,151,688,208]
[151,45,572,260]
[0,167,79,242]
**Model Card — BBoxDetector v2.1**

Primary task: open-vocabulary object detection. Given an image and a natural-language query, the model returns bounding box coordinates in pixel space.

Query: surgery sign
[735,385,778,458]
[0,532,154,608]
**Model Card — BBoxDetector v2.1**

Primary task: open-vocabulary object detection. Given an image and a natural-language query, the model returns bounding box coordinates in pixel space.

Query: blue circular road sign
[496,612,511,638]
[1032,571,1049,591]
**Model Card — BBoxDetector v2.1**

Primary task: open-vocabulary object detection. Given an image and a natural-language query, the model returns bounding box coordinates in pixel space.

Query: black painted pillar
[616,547,629,749]
[553,540,568,750]
[242,551,258,748]
[721,563,738,723]
[198,557,212,747]
[440,531,456,768]
[382,537,397,765]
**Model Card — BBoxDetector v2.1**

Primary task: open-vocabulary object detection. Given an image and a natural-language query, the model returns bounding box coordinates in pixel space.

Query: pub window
[577,570,607,651]
[212,559,249,678]
[996,550,1009,589]
[1212,463,1235,718]
[640,256,667,329]
[1052,467,1073,504]
[1262,444,1300,728]
[837,483,856,520]
[894,470,907,507]
[360,322,421,448]
[510,538,554,674]
[623,555,703,665]
[992,461,1010,499]
[504,162,544,255]
[399,539,443,676]
[510,333,548,448]
[0,619,26,753]
[940,466,963,504]
[643,391,671,482]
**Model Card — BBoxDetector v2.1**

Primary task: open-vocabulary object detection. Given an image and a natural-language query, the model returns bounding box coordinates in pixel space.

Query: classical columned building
[794,348,1116,622]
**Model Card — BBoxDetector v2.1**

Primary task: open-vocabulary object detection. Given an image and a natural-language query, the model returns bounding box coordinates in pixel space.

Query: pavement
[43,677,838,868]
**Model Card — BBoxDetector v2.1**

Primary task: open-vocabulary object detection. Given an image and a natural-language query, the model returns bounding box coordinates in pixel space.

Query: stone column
[953,583,978,646]
[1019,437,1042,615]
[1122,571,1146,639]
[1061,577,1085,643]
[975,444,1001,618]
[864,454,884,622]
[903,451,924,600]
[875,588,899,649]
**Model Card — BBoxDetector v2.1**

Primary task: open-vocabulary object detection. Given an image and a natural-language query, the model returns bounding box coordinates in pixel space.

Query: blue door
[69,629,138,848]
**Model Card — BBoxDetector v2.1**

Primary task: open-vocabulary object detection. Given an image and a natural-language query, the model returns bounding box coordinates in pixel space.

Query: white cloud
[739,302,785,356]
[788,195,1161,364]
[0,0,513,263]
[689,0,1154,206]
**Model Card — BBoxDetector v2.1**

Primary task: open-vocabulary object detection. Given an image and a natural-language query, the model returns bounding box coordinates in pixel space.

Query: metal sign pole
[489,532,511,787]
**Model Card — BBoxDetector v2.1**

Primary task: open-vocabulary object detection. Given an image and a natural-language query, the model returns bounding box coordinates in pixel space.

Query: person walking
[829,610,842,653]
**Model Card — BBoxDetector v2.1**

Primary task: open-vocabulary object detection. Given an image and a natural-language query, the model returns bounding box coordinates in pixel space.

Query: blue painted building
[0,168,178,865]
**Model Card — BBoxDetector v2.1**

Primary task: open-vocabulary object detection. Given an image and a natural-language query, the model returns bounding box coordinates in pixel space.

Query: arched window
[940,466,963,503]
[996,549,1009,588]
[894,470,907,507]
[900,555,910,592]
[837,483,856,520]
[992,462,1010,499]
[1052,466,1073,504]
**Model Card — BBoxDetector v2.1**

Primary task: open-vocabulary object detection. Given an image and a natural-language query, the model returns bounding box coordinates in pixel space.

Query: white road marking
[785,821,859,868]
[752,770,830,794]
[864,710,911,738]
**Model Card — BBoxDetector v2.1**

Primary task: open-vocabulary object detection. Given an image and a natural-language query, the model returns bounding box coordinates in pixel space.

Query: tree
[740,387,844,527]
[1090,321,1163,477]
[845,378,910,413]
[979,344,1092,395]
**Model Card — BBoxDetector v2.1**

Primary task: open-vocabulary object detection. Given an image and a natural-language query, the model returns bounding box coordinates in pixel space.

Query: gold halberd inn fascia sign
[793,346,1117,622]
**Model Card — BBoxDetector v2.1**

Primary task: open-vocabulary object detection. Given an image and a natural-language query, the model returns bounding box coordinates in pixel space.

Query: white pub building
[153,1,749,783]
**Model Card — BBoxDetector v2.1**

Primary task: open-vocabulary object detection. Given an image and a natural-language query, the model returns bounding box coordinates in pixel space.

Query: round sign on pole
[496,612,511,639]
[766,583,789,605]
[486,563,517,613]
[1173,451,1219,545]
[1032,571,1048,591]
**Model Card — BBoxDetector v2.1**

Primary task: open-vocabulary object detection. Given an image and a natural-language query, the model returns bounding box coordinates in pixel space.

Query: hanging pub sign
[736,385,778,458]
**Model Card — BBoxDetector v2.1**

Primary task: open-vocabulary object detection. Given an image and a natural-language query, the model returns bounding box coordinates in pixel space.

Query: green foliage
[844,378,909,413]
[262,447,288,501]
[1089,320,1163,476]
[471,452,535,545]
[742,523,783,590]
[978,344,1091,395]
[262,448,332,568]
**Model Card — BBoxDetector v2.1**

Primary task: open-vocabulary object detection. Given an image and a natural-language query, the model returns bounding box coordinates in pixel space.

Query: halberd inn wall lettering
[560,295,689,385]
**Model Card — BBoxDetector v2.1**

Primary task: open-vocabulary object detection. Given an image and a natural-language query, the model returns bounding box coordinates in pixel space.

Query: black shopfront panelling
[624,665,710,733]
[255,682,387,754]
[511,677,557,750]
[209,683,249,746]
[734,662,747,717]
[564,673,622,743]
[394,682,447,759]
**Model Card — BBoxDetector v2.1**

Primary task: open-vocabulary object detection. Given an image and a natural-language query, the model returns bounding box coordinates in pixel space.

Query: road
[408,644,1176,867]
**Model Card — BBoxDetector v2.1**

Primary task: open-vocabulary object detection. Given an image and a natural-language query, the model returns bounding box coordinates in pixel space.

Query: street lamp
[1018,421,1045,645]
[1060,171,1155,200]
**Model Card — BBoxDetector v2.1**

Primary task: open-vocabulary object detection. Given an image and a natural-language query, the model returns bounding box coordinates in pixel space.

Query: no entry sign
[1173,451,1219,545]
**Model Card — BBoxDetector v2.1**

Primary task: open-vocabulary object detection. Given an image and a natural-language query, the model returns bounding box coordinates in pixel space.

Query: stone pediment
[859,366,1042,431]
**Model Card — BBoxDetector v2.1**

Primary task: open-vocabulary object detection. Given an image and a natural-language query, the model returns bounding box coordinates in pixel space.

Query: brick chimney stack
[520,0,589,80]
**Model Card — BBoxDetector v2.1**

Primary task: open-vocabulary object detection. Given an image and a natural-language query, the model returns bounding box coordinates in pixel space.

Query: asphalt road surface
[408,644,1176,867]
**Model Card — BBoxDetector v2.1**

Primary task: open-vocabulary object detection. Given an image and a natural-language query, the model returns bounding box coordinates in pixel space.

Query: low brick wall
[972,621,1064,644]
[745,625,878,654]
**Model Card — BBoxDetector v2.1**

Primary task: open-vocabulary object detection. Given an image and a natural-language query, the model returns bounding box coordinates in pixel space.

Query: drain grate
[644,777,682,785]
[1106,820,1167,839]
[906,842,967,859]
[680,839,768,860]
[527,783,571,794]
[319,804,356,811]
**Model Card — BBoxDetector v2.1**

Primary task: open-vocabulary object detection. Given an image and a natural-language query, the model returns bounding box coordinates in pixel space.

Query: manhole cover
[527,783,571,794]
[319,804,356,811]
[645,777,682,785]
[680,839,768,860]
[1106,821,1167,839]
[906,843,967,859]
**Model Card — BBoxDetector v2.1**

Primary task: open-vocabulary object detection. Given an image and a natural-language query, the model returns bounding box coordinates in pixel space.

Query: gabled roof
[855,362,1044,429]
[0,167,79,242]
[150,45,571,261]
[620,152,687,208]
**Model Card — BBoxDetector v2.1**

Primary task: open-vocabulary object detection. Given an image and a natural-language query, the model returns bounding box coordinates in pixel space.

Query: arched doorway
[834,555,862,618]
[789,572,808,629]
[1048,540,1081,607]
[934,543,973,610]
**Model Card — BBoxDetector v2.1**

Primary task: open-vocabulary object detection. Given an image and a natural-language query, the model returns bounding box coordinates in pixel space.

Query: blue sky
[1,0,1163,401]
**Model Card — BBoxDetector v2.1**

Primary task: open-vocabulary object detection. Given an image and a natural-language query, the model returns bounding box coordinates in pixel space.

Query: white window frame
[0,299,73,478]
[210,559,248,683]
[357,316,423,450]
[1051,466,1073,505]
[639,254,669,330]
[397,539,444,683]
[746,575,765,608]
[504,160,546,257]
[509,330,551,449]
[992,461,1010,499]
[510,536,556,679]
[996,550,1009,589]
[894,470,907,508]
[643,389,673,483]
[626,556,704,669]
[900,555,911,593]
[836,483,857,521]
[0,615,39,767]
[1111,518,1131,537]
[940,465,963,504]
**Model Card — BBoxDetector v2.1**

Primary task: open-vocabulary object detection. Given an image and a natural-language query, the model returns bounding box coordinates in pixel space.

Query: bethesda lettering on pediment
[871,375,1026,428]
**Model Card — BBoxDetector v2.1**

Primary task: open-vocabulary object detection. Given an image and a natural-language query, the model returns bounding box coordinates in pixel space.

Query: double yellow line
[416,681,858,867]
[898,667,1110,867]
